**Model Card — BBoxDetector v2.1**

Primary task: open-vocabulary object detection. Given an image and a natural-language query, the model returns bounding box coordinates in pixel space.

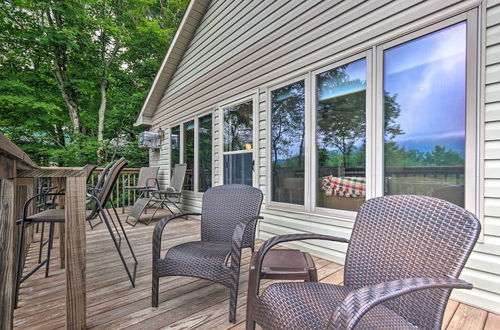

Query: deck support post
[65,176,87,329]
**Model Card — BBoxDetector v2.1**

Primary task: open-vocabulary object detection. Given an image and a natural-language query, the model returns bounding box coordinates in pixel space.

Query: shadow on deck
[13,208,500,329]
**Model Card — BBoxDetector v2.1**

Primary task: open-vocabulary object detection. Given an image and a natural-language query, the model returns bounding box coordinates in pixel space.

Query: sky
[273,21,467,160]
[384,21,467,156]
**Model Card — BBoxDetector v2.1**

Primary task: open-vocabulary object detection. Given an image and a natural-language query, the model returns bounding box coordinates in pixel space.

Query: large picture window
[222,100,254,185]
[170,125,180,177]
[183,120,195,191]
[316,58,367,211]
[265,14,476,215]
[270,80,305,205]
[198,114,212,192]
[170,112,213,193]
[383,22,466,207]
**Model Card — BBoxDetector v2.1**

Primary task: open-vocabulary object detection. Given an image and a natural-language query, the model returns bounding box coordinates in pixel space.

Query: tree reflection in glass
[271,80,305,205]
[198,114,212,192]
[223,101,253,152]
[170,125,180,178]
[316,59,366,211]
[183,120,195,191]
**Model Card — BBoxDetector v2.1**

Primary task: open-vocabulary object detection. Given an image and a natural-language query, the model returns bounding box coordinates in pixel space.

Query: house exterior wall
[149,0,500,313]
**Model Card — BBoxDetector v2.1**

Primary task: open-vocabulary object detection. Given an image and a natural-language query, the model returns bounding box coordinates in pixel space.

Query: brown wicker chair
[152,184,263,323]
[248,195,481,330]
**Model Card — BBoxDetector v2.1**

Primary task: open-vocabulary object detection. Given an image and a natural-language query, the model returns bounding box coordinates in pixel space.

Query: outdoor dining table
[0,133,87,330]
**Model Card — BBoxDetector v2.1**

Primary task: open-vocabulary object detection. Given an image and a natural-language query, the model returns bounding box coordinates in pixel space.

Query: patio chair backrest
[200,184,263,247]
[94,161,114,191]
[170,164,187,192]
[344,195,480,330]
[82,164,97,183]
[137,166,159,188]
[87,158,127,220]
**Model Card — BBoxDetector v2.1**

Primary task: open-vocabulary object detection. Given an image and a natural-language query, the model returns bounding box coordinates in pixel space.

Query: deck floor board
[13,208,498,329]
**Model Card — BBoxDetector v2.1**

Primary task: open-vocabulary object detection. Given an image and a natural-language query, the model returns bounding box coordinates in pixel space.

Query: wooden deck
[14,209,500,329]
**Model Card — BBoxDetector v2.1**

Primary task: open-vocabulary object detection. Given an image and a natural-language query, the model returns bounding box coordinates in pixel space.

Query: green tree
[0,0,188,166]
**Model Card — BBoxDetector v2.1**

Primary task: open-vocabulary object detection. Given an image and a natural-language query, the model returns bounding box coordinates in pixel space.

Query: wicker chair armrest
[152,212,201,260]
[230,216,263,272]
[329,277,473,330]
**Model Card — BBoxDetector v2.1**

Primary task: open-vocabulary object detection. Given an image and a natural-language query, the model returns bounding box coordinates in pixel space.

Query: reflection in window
[198,114,212,192]
[224,153,253,186]
[223,100,253,186]
[316,59,366,211]
[384,23,466,207]
[170,125,180,177]
[223,101,253,152]
[183,120,195,191]
[270,80,305,205]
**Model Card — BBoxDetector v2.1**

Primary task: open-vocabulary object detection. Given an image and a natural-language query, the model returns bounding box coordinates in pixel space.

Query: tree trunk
[46,7,82,136]
[97,79,108,162]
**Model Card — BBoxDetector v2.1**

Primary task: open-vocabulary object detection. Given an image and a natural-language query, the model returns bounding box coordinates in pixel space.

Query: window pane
[270,80,305,205]
[198,114,212,192]
[223,153,252,185]
[170,125,180,177]
[316,59,367,211]
[383,23,466,207]
[183,120,195,191]
[223,100,253,152]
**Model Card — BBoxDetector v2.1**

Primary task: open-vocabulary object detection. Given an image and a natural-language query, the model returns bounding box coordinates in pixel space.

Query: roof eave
[135,0,210,127]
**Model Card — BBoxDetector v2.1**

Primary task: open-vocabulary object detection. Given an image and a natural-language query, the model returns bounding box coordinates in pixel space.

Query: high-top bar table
[0,133,87,330]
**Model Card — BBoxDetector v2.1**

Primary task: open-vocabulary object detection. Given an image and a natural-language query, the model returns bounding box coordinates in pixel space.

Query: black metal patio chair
[126,163,187,226]
[247,195,481,330]
[15,158,138,308]
[122,166,159,213]
[152,184,263,323]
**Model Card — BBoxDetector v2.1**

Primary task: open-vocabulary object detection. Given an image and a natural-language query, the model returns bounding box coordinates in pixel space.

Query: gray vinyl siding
[149,0,500,314]
[454,0,500,313]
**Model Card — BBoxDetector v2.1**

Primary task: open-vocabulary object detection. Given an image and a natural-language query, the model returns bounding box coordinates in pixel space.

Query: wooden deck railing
[38,167,142,208]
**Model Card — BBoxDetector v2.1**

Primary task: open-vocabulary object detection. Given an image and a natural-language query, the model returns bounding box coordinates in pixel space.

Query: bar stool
[14,158,137,308]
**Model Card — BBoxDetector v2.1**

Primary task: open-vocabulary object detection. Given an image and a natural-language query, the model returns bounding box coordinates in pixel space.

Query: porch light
[245,143,252,150]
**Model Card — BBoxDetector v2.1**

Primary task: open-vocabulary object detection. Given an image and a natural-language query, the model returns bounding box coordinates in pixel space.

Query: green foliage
[385,142,464,167]
[0,0,188,167]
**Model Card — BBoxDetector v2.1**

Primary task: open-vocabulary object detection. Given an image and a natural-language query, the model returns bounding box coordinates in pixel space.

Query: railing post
[0,178,16,330]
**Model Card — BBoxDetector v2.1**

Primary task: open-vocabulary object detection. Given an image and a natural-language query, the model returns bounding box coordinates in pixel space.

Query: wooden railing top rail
[0,133,38,169]
[0,133,38,179]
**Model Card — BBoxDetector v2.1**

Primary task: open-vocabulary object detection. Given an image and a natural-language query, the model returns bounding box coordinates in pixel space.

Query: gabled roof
[134,0,210,127]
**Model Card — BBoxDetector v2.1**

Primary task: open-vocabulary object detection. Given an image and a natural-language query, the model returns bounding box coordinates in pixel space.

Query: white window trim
[218,90,259,188]
[265,74,310,213]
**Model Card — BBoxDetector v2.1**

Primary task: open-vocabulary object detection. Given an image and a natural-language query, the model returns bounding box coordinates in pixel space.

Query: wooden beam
[0,158,16,180]
[64,176,87,329]
[0,133,37,170]
[0,179,16,330]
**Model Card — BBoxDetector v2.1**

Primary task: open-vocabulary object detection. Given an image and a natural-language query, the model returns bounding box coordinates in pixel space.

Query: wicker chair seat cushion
[158,241,232,285]
[254,282,418,330]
